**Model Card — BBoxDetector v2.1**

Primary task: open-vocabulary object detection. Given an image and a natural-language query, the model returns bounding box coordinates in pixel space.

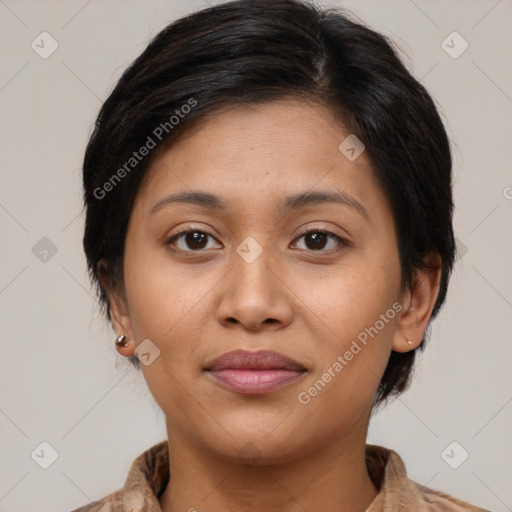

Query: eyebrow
[150,189,369,220]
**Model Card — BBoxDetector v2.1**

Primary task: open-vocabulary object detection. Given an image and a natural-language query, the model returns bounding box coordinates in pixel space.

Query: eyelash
[165,227,349,255]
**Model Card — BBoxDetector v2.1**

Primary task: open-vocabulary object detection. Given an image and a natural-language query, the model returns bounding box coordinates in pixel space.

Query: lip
[204,350,307,395]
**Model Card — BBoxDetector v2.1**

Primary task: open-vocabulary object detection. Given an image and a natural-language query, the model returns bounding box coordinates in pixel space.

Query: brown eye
[167,229,220,252]
[293,229,348,253]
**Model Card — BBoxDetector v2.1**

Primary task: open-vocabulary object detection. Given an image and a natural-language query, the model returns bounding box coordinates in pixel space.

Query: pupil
[307,232,326,250]
[187,232,206,249]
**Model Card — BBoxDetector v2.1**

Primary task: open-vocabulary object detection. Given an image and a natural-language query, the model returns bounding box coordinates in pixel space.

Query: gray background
[0,0,511,511]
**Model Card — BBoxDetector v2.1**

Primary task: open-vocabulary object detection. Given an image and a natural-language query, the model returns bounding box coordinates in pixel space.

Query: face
[110,99,428,464]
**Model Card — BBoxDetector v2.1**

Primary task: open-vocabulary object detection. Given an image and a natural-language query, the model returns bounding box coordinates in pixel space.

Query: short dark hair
[82,0,455,407]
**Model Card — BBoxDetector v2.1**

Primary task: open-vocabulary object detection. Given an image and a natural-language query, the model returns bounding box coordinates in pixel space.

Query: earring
[407,339,413,345]
[115,335,131,348]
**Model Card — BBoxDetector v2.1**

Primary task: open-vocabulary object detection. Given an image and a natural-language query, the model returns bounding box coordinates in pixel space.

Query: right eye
[166,228,222,252]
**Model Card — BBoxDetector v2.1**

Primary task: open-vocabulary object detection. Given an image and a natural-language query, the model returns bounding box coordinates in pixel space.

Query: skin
[105,99,441,512]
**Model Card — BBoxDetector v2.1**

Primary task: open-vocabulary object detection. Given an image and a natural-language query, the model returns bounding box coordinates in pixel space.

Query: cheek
[122,234,203,337]
[292,253,401,407]
[293,250,401,346]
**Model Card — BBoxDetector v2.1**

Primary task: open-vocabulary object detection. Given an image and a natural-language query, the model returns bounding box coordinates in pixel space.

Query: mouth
[204,349,307,395]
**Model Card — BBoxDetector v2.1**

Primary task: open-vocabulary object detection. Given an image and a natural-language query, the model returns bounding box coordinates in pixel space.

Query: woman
[72,0,490,510]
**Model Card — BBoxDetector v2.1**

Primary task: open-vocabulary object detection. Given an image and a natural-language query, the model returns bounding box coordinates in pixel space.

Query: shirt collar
[118,441,436,511]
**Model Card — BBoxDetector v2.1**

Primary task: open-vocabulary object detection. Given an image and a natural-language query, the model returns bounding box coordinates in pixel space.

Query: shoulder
[69,488,123,512]
[365,444,491,512]
[410,481,492,512]
[68,440,169,512]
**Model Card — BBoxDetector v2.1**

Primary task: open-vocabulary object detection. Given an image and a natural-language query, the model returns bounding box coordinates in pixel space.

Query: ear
[97,259,135,356]
[392,253,442,353]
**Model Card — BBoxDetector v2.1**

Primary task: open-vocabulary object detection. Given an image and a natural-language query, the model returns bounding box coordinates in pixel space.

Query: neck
[159,420,378,512]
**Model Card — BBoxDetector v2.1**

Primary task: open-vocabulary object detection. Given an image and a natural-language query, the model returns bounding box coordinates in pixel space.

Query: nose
[216,242,293,332]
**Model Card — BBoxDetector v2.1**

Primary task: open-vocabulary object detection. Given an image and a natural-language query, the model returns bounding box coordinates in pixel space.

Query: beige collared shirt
[70,441,490,512]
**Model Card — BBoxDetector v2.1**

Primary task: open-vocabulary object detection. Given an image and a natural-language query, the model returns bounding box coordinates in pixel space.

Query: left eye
[166,228,347,253]
[292,229,348,253]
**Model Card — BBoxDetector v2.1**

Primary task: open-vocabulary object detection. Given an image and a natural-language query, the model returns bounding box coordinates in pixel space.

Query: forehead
[133,99,386,220]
